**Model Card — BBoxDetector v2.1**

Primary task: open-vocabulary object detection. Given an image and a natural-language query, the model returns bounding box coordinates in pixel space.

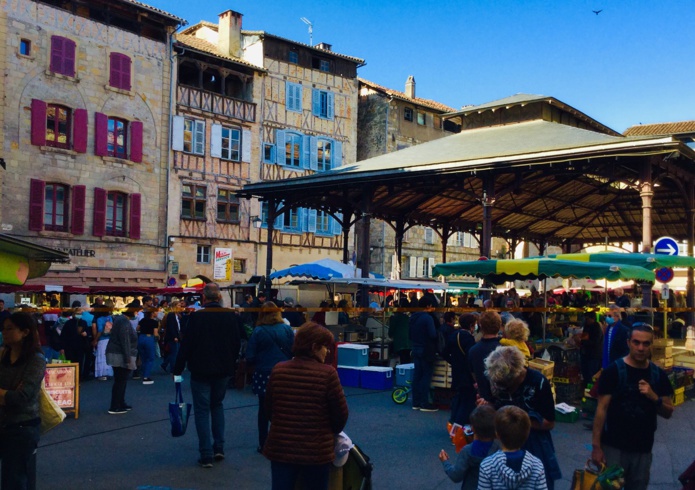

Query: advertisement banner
[213,248,232,281]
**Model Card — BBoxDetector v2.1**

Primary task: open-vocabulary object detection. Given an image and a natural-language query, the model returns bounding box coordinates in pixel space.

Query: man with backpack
[591,323,674,490]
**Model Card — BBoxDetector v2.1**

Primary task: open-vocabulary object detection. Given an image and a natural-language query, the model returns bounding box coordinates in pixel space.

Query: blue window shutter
[298,208,306,231]
[302,134,311,169]
[274,210,284,230]
[285,82,293,110]
[327,92,334,120]
[333,140,342,168]
[310,136,318,171]
[312,89,320,116]
[308,209,317,233]
[275,130,285,165]
[296,84,302,111]
[333,212,343,235]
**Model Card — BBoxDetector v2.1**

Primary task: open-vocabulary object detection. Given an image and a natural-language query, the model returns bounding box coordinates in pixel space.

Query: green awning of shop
[0,234,70,286]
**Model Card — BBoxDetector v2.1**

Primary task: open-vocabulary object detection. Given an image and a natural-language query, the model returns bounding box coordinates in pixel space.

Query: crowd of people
[0,284,683,489]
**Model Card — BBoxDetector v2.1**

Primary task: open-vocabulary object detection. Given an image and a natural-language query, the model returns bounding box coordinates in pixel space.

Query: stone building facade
[0,0,182,290]
[174,10,364,286]
[357,77,499,278]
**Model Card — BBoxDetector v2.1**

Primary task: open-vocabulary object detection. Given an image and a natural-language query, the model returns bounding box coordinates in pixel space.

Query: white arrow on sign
[655,242,677,254]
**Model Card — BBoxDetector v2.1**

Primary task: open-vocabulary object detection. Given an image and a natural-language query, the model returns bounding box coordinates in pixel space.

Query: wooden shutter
[129,193,141,239]
[71,185,86,235]
[242,129,251,162]
[312,89,320,116]
[64,38,76,77]
[171,115,184,151]
[327,92,334,120]
[332,212,343,236]
[73,108,88,153]
[92,188,107,237]
[30,99,47,147]
[308,209,317,233]
[409,257,417,278]
[275,130,285,165]
[109,53,131,91]
[309,136,318,171]
[194,120,205,155]
[210,123,222,158]
[302,134,311,169]
[333,140,342,168]
[130,120,143,162]
[49,36,62,74]
[28,179,45,231]
[94,112,108,156]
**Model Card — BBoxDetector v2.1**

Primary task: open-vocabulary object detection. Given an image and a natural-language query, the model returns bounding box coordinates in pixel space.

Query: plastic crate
[673,386,685,406]
[337,366,362,388]
[395,363,414,386]
[337,344,369,367]
[555,408,580,423]
[553,375,582,385]
[360,366,393,390]
[433,387,455,410]
[528,359,555,380]
[555,382,583,404]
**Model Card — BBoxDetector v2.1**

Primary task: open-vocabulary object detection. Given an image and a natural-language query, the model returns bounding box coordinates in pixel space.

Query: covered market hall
[238,94,695,310]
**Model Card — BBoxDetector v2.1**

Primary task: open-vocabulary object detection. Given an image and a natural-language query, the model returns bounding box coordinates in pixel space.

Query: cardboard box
[653,338,674,347]
[395,363,414,386]
[360,366,393,390]
[654,357,674,370]
[337,366,362,388]
[652,346,673,359]
[337,344,369,367]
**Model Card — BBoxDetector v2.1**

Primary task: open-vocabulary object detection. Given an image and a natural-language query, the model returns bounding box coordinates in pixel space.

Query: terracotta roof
[174,34,264,70]
[180,22,364,65]
[358,78,456,113]
[624,121,695,137]
[120,0,186,25]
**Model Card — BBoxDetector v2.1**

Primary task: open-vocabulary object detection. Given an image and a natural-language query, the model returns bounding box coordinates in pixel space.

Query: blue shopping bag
[169,382,192,437]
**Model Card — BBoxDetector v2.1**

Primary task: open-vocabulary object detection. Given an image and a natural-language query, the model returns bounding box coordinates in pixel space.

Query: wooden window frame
[404,107,414,122]
[43,183,69,232]
[106,191,127,237]
[216,188,240,223]
[285,132,302,167]
[182,184,207,220]
[221,126,241,161]
[46,104,72,149]
[107,117,128,158]
[196,245,211,264]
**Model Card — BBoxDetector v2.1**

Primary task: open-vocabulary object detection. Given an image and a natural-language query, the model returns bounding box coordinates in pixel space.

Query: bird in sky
[593,9,603,15]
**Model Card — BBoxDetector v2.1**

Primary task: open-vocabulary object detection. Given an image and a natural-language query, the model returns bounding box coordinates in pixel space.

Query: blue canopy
[270,258,384,281]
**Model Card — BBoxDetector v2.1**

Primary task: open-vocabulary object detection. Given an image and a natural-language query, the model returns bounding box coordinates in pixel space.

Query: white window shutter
[429,258,435,277]
[172,116,184,151]
[242,129,251,162]
[333,140,342,168]
[210,124,222,158]
[308,209,317,233]
[409,256,417,278]
[310,136,318,171]
[275,130,285,165]
[416,257,424,277]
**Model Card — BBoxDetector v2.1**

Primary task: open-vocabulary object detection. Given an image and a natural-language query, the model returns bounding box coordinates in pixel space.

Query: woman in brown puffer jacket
[264,322,348,490]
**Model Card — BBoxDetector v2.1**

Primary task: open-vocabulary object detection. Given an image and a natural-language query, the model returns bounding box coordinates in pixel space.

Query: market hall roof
[239,116,695,245]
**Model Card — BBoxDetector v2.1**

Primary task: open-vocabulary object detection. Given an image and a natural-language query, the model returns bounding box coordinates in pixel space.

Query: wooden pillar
[341,209,353,264]
[441,223,450,264]
[358,190,373,307]
[265,199,276,299]
[640,161,653,307]
[688,185,695,325]
[481,176,495,258]
[395,219,405,271]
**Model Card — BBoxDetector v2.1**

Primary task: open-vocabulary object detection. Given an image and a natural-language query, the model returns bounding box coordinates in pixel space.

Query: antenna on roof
[300,17,313,46]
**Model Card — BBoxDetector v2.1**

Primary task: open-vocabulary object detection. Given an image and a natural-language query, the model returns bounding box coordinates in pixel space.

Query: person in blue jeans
[409,295,439,412]
[137,310,159,384]
[173,283,242,468]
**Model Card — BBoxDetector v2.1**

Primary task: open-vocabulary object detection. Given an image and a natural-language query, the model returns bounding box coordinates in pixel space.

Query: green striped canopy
[432,258,655,282]
[549,252,695,270]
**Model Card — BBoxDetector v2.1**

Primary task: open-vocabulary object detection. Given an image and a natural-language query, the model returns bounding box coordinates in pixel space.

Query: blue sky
[146,0,694,133]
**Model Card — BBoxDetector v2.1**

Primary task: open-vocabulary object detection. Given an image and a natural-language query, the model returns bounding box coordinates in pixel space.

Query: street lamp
[251,216,263,229]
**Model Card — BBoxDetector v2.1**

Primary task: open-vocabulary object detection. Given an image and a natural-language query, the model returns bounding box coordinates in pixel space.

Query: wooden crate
[528,359,555,380]
[431,359,452,388]
[652,346,673,359]
[653,338,675,348]
[654,357,674,370]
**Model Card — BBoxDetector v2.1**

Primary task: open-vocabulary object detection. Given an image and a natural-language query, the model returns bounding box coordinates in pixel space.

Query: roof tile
[358,78,456,113]
[624,121,695,136]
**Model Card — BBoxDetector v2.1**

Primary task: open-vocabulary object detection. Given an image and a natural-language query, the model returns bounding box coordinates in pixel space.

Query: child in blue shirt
[439,405,499,490]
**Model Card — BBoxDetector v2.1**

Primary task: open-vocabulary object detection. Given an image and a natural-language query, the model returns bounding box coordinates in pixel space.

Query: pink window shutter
[93,188,107,237]
[28,179,45,231]
[94,112,108,156]
[31,99,47,146]
[122,56,132,91]
[130,121,143,163]
[108,53,117,87]
[73,109,88,153]
[64,38,76,77]
[71,185,86,235]
[129,193,141,239]
[49,36,62,73]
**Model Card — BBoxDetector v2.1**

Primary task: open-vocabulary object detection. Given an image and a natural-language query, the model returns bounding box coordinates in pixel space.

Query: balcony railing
[177,85,256,122]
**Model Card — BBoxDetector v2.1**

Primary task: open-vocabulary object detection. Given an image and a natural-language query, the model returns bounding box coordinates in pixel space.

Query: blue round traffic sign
[655,267,674,283]
[654,236,679,255]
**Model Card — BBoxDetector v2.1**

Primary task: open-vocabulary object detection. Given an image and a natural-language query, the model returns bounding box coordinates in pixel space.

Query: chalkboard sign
[45,363,80,419]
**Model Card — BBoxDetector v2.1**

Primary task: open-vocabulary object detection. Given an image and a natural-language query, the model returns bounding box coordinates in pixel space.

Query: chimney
[316,42,332,51]
[405,76,416,99]
[218,10,243,58]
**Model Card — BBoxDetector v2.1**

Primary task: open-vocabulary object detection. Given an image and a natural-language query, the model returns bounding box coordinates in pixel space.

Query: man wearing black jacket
[173,283,242,468]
